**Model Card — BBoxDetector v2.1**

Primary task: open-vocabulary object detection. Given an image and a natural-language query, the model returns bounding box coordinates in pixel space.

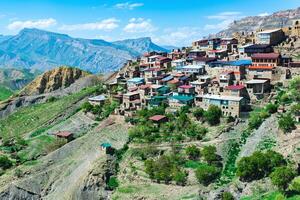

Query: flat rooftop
[246,79,268,84]
[197,94,243,102]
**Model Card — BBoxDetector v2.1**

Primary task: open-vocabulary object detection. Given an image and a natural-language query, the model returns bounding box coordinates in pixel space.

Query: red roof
[168,79,179,84]
[55,131,73,137]
[139,84,151,89]
[252,53,280,59]
[248,66,274,70]
[225,85,245,90]
[179,85,194,89]
[149,115,167,122]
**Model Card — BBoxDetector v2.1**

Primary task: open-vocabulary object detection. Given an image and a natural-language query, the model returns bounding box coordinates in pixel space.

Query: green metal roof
[171,95,194,102]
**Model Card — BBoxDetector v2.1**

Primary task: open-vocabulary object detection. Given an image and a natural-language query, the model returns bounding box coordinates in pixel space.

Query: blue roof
[162,75,173,82]
[210,60,252,67]
[127,77,144,83]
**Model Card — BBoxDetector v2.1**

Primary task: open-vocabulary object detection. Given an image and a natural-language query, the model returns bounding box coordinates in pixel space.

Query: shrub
[172,168,188,186]
[237,151,286,182]
[270,166,296,191]
[185,145,201,160]
[265,103,278,114]
[278,113,296,133]
[222,191,235,200]
[195,164,220,186]
[248,112,263,130]
[81,102,93,113]
[290,176,300,192]
[202,145,219,165]
[204,105,222,125]
[107,177,119,190]
[193,108,205,120]
[0,155,13,170]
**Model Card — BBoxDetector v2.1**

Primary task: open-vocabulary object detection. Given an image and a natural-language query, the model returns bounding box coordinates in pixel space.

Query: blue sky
[0,0,299,46]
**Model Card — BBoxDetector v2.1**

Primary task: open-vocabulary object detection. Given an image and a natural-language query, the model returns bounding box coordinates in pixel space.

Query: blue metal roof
[127,77,144,83]
[162,75,173,82]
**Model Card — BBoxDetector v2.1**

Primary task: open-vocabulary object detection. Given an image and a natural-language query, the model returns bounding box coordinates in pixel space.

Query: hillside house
[178,85,196,95]
[248,65,275,80]
[168,95,195,108]
[256,29,285,45]
[251,53,281,67]
[245,79,271,100]
[207,49,228,59]
[195,94,244,117]
[54,131,74,142]
[88,95,107,106]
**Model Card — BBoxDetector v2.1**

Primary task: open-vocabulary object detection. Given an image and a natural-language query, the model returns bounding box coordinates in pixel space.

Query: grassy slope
[0,86,13,101]
[0,86,98,140]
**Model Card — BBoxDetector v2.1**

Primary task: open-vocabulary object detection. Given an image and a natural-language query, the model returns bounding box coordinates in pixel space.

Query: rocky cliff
[217,7,300,37]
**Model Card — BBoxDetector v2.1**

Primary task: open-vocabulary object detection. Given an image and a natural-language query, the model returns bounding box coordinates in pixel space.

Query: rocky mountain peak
[20,66,90,96]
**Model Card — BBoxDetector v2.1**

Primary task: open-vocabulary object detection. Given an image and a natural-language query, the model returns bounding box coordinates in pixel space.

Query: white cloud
[123,18,156,33]
[115,2,144,10]
[153,27,202,47]
[7,18,57,31]
[59,18,119,31]
[258,12,270,17]
[204,11,243,30]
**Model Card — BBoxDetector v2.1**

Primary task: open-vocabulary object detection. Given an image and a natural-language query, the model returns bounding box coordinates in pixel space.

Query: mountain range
[0,28,167,74]
[217,7,300,37]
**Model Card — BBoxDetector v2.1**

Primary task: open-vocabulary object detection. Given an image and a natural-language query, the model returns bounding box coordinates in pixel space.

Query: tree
[278,113,295,133]
[204,105,222,125]
[248,112,263,130]
[0,155,13,170]
[222,192,235,200]
[193,108,205,121]
[237,151,286,182]
[202,145,219,165]
[172,169,187,186]
[185,145,201,160]
[270,166,296,191]
[195,164,220,186]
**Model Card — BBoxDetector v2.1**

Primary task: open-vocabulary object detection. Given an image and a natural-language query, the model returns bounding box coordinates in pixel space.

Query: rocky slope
[19,66,90,96]
[0,66,100,118]
[0,29,167,73]
[217,7,300,37]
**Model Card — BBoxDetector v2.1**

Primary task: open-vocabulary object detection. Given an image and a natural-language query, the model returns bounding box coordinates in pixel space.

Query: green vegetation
[128,106,207,143]
[0,155,13,170]
[0,85,13,101]
[185,145,201,160]
[290,176,300,193]
[278,113,296,133]
[222,191,235,200]
[237,150,286,182]
[270,166,296,191]
[0,86,100,140]
[204,105,222,125]
[107,177,119,190]
[145,154,187,185]
[195,163,221,186]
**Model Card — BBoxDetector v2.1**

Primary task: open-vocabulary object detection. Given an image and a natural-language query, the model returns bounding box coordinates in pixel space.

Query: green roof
[101,143,112,148]
[171,95,194,102]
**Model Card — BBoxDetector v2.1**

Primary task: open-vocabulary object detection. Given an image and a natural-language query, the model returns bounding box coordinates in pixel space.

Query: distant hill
[216,7,300,37]
[0,28,167,74]
[0,68,40,90]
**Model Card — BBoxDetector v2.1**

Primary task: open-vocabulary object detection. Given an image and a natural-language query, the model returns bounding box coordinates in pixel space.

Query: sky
[0,0,299,46]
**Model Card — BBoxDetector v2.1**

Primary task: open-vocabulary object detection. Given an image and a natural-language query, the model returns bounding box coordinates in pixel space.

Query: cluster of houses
[96,22,300,119]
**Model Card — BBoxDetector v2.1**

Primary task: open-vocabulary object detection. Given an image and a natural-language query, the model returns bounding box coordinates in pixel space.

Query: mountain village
[87,19,300,122]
